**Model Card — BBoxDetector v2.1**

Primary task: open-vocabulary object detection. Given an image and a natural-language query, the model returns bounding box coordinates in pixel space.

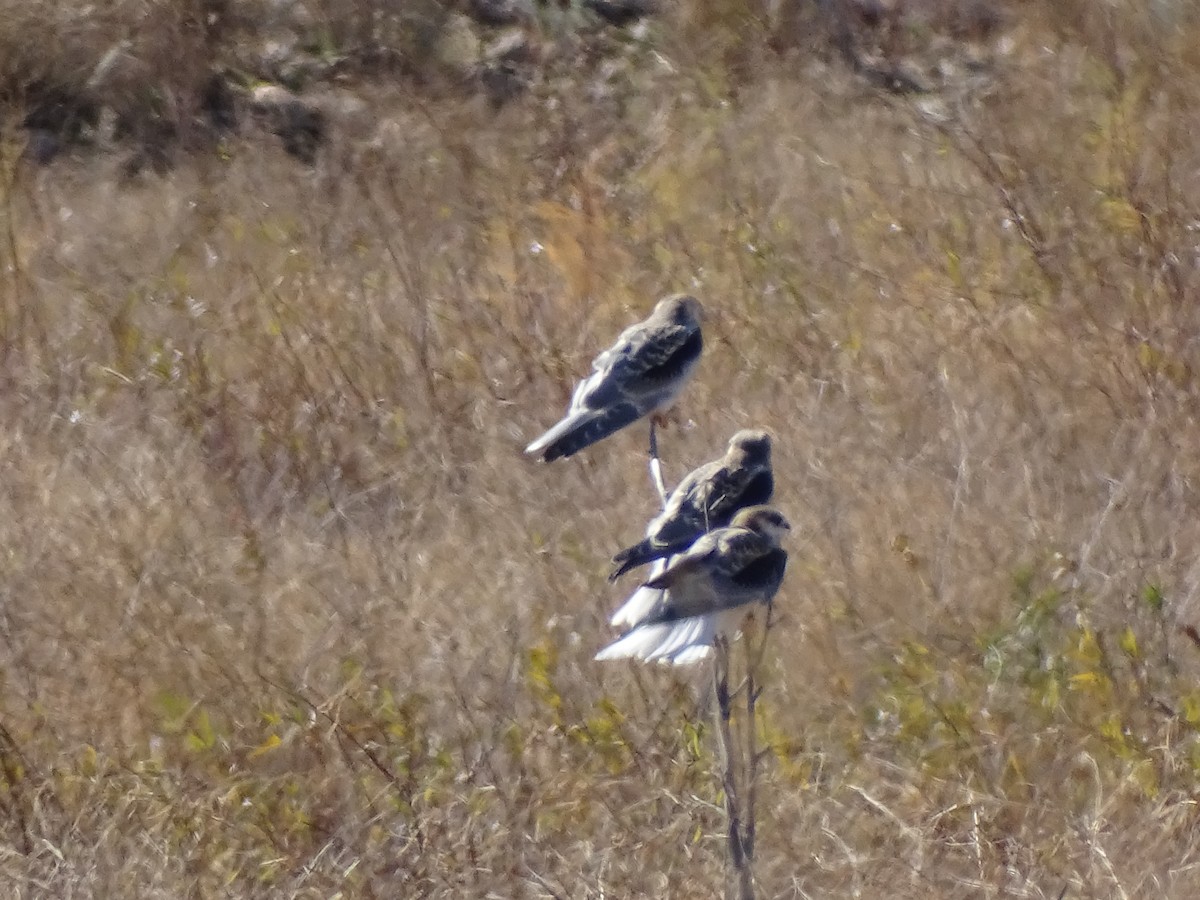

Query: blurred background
[2,0,1200,895]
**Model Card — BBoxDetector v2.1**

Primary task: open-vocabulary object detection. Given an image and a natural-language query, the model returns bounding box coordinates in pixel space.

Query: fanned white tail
[594,608,744,666]
[608,558,670,629]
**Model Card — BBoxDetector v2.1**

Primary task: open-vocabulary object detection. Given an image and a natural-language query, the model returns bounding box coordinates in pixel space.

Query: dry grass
[4,1,1200,896]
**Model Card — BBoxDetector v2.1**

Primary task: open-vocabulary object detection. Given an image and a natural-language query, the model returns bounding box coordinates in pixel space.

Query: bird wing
[625,321,703,397]
[644,529,784,622]
[646,458,775,551]
[651,458,723,537]
[642,529,724,589]
[574,317,701,412]
[609,462,719,581]
[738,468,776,509]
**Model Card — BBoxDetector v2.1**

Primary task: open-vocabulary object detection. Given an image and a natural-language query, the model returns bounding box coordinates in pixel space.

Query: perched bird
[609,429,774,583]
[525,295,703,463]
[595,506,790,665]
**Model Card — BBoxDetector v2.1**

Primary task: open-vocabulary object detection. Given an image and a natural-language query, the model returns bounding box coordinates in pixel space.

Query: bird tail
[524,402,641,462]
[524,412,586,461]
[608,559,669,628]
[594,610,740,666]
[609,538,658,582]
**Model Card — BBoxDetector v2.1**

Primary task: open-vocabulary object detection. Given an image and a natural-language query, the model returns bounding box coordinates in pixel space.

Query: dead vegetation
[3,0,1200,897]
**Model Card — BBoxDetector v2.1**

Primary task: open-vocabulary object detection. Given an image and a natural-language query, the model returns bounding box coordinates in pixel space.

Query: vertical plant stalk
[713,639,756,900]
[742,606,774,866]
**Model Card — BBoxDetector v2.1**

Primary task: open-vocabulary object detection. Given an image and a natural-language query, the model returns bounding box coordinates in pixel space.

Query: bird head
[732,505,791,543]
[654,294,703,328]
[727,429,772,467]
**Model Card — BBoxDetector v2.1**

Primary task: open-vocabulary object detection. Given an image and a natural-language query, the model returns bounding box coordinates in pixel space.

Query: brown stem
[713,639,756,900]
[744,633,759,861]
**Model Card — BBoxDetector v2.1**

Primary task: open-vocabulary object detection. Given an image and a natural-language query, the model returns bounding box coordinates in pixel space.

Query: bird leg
[655,406,685,428]
[648,418,667,505]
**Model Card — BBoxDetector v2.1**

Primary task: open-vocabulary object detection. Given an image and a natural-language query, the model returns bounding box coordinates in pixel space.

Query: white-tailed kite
[610,429,774,582]
[525,294,703,463]
[595,506,790,665]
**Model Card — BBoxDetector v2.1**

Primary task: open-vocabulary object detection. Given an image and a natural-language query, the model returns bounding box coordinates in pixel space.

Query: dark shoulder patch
[730,547,787,593]
[742,470,775,507]
[640,328,702,385]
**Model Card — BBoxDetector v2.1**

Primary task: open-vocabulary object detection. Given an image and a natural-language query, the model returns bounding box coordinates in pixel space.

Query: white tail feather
[594,623,679,661]
[609,558,670,628]
[524,411,586,456]
[670,645,715,665]
[645,615,711,660]
[595,608,746,666]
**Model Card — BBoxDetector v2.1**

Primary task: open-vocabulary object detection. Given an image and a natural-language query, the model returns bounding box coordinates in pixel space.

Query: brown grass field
[4,1,1200,896]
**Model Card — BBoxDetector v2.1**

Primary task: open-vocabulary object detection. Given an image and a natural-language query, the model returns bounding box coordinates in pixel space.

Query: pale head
[653,294,703,328]
[731,505,791,542]
[726,428,772,468]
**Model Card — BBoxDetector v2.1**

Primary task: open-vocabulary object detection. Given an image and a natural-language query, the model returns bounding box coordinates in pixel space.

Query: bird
[524,294,703,463]
[595,505,790,665]
[609,429,774,583]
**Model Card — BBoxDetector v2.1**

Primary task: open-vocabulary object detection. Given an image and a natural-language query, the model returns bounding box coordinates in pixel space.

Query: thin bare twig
[743,604,775,863]
[713,640,756,900]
